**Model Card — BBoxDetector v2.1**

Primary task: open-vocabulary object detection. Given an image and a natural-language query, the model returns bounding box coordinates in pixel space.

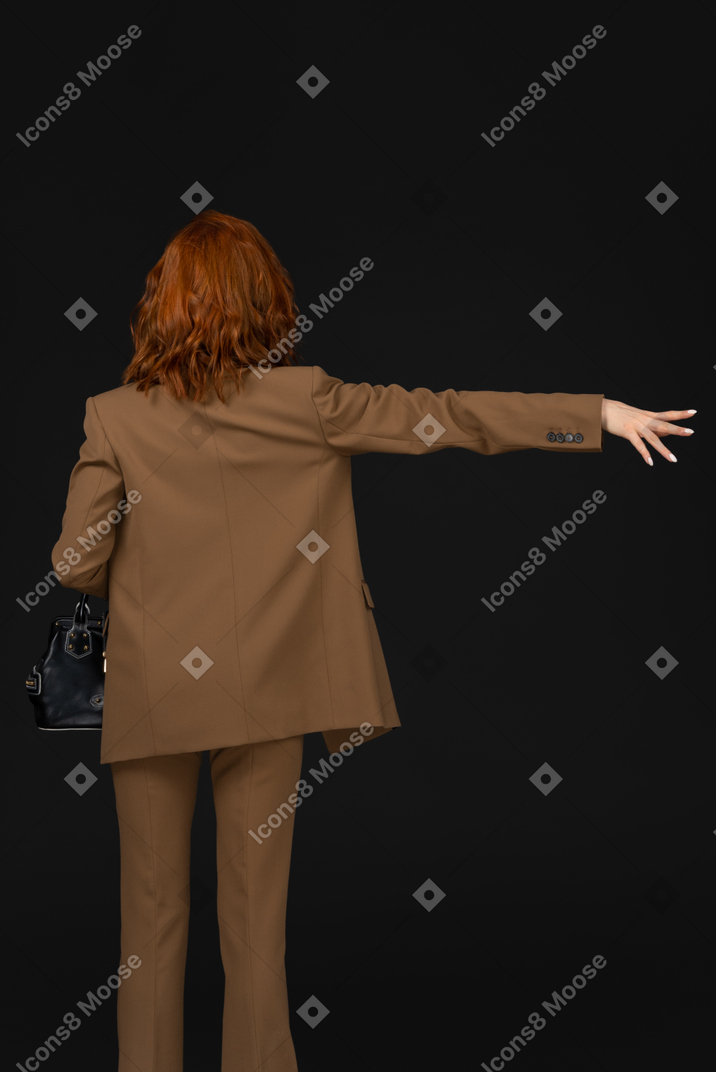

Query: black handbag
[25,594,109,730]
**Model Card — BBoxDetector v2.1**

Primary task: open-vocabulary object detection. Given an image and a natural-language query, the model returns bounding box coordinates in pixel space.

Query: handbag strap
[73,594,90,631]
[70,595,109,638]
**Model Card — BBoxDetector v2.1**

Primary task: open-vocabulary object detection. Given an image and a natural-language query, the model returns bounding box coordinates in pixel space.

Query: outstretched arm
[311,367,696,466]
[311,366,604,456]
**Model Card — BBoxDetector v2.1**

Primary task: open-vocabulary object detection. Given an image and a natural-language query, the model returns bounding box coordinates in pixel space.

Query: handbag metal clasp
[65,597,93,659]
[25,666,41,695]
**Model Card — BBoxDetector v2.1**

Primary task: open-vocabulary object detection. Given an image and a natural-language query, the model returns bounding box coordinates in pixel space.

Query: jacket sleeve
[310,365,604,457]
[50,397,125,600]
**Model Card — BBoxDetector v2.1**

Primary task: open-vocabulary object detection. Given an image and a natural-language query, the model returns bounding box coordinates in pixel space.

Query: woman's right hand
[601,399,697,466]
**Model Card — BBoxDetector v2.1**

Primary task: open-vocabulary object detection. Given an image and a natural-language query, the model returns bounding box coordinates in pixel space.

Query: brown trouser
[110,735,305,1072]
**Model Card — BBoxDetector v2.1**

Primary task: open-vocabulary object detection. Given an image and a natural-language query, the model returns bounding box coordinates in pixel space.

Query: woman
[50,210,696,1072]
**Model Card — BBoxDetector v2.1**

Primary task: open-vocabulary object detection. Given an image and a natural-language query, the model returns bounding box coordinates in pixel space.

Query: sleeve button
[565,433,574,442]
[547,432,556,442]
[575,433,583,443]
[556,433,564,443]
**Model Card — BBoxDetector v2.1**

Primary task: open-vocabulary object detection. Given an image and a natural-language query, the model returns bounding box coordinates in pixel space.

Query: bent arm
[311,365,603,457]
[50,397,125,599]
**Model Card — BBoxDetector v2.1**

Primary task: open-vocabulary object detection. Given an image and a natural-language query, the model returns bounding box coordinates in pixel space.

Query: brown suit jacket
[50,365,604,764]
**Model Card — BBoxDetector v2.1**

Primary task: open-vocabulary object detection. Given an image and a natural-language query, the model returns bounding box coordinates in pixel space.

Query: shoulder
[89,367,325,410]
[90,383,145,407]
[309,365,346,391]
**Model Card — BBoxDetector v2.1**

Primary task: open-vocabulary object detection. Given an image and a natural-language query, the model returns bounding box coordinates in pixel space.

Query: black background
[3,1,714,1069]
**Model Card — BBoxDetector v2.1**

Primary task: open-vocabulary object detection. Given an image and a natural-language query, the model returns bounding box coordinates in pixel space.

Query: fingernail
[647,457,653,466]
[684,428,694,434]
[669,453,677,462]
[687,409,697,414]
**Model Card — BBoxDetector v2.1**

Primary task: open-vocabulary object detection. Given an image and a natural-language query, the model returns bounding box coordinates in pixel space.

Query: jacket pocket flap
[360,580,375,609]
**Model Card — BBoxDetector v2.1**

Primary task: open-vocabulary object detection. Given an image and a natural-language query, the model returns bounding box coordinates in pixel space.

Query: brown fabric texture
[111,735,304,1072]
[50,365,604,764]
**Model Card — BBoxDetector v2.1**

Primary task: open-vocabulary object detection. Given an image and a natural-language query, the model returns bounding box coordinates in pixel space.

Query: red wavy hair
[122,210,305,402]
